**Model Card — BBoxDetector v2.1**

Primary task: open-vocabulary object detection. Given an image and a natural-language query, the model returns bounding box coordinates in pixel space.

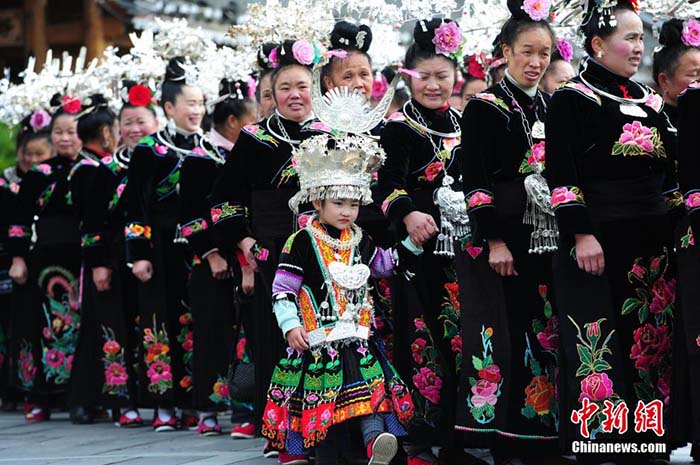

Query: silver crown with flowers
[288,133,385,213]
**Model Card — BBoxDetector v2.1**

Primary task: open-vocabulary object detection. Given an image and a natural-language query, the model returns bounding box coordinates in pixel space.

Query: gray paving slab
[0,410,698,464]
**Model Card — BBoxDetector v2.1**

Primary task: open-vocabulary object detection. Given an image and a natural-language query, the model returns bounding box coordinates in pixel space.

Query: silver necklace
[403,101,461,138]
[499,80,547,144]
[405,101,461,164]
[307,218,363,251]
[579,65,649,118]
[499,81,558,254]
[266,112,301,146]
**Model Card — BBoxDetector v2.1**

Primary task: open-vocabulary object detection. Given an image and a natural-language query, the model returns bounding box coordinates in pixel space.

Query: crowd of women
[1,0,700,464]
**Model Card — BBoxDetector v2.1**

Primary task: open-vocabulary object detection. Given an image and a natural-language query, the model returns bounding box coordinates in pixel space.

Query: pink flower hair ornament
[432,21,466,61]
[522,0,552,22]
[29,110,52,132]
[556,38,574,62]
[682,19,700,47]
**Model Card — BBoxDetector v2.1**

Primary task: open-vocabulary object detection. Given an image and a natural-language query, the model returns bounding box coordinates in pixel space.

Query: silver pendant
[532,121,545,140]
[619,103,647,118]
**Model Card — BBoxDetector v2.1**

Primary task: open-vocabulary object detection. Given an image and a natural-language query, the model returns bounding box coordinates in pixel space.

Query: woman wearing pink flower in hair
[457,0,561,462]
[545,0,678,462]
[667,15,700,458]
[208,39,318,464]
[7,91,88,424]
[1,109,54,414]
[540,38,575,94]
[377,17,477,465]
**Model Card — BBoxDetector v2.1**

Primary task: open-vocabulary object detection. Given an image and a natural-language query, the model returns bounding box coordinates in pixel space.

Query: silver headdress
[288,133,385,213]
[310,56,400,134]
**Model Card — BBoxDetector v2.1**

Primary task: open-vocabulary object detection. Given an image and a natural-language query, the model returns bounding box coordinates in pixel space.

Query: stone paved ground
[0,410,697,464]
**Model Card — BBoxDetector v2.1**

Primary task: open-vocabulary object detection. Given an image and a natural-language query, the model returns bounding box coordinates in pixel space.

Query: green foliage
[0,123,17,170]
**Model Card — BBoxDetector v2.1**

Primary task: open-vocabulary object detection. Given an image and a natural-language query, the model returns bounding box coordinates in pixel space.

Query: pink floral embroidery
[620,121,653,152]
[154,143,168,155]
[191,147,207,156]
[423,162,443,182]
[523,0,551,21]
[466,326,501,423]
[467,191,493,209]
[536,315,559,351]
[412,367,442,404]
[565,82,601,104]
[686,192,700,209]
[471,379,499,407]
[8,225,27,238]
[645,93,663,113]
[443,137,459,152]
[309,121,333,132]
[35,163,51,175]
[630,324,671,372]
[550,186,584,209]
[578,372,614,402]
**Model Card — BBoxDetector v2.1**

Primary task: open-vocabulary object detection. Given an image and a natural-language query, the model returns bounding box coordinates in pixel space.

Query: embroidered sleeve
[8,168,52,258]
[545,84,595,237]
[460,94,504,242]
[378,122,418,223]
[178,155,221,259]
[124,145,156,263]
[369,236,423,279]
[272,231,306,301]
[209,132,256,250]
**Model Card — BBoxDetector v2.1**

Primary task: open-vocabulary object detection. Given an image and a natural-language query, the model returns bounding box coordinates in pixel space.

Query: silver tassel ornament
[433,175,470,257]
[523,172,558,254]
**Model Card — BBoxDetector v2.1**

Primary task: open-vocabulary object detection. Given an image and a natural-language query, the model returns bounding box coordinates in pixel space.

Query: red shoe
[180,412,199,430]
[407,456,438,465]
[198,417,222,436]
[367,433,398,465]
[277,452,309,465]
[152,415,177,432]
[118,410,144,428]
[230,422,255,439]
[24,403,49,422]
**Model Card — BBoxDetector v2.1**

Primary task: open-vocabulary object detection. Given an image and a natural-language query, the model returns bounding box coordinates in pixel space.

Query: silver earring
[166,118,176,137]
[597,50,604,58]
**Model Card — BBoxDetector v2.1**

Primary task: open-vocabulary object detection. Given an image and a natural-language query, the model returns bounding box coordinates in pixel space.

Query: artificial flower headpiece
[288,132,386,213]
[120,81,157,109]
[556,38,574,61]
[464,54,489,79]
[682,19,700,47]
[416,18,467,62]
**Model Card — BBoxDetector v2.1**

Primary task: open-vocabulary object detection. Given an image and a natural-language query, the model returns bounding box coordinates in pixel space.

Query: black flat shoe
[692,443,700,464]
[69,406,94,424]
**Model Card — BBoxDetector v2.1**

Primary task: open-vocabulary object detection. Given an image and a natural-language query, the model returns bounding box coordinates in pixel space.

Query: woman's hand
[241,264,255,295]
[92,266,112,291]
[132,260,153,283]
[206,252,230,280]
[487,240,518,277]
[9,257,28,285]
[286,327,309,351]
[237,237,259,272]
[575,234,605,276]
[403,211,438,245]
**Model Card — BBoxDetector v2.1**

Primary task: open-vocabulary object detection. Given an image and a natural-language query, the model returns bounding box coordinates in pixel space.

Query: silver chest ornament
[523,156,559,254]
[433,174,470,258]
